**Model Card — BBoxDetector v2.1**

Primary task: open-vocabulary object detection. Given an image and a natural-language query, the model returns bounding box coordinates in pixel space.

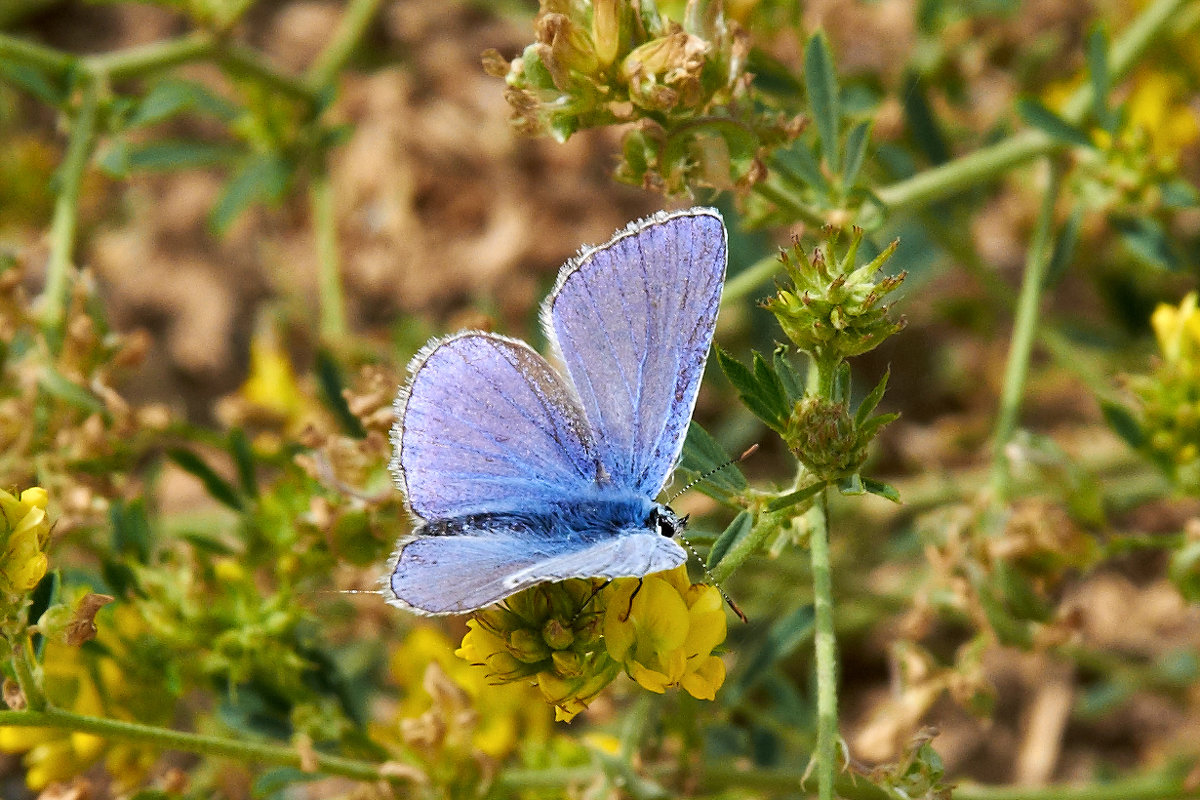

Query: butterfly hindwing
[542,208,727,497]
[389,513,686,615]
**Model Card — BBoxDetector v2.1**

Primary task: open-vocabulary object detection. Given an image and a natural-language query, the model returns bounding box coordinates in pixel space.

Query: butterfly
[386,207,727,615]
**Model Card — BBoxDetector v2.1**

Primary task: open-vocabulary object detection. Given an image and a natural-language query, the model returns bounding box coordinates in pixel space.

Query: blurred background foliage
[0,0,1198,798]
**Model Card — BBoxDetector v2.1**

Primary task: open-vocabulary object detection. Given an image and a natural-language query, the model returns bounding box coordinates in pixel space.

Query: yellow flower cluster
[456,568,728,722]
[457,579,618,722]
[0,487,51,605]
[1130,293,1200,493]
[0,605,159,791]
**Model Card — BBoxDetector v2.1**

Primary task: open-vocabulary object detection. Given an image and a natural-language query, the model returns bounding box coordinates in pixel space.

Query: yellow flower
[0,486,51,600]
[391,626,549,757]
[1151,292,1200,366]
[603,567,727,701]
[1127,72,1200,162]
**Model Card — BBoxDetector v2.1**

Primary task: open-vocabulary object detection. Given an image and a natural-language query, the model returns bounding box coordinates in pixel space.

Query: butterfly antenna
[675,530,749,623]
[667,444,759,503]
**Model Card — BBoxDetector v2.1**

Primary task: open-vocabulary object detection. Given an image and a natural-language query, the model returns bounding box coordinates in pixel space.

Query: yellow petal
[680,655,726,701]
[629,662,671,693]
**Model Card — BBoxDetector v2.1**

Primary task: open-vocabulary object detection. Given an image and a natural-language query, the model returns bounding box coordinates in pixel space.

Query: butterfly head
[648,504,687,538]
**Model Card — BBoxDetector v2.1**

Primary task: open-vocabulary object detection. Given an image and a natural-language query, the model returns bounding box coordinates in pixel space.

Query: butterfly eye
[649,507,682,538]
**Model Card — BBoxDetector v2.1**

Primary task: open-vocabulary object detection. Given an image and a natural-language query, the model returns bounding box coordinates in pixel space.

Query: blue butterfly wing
[541,208,727,497]
[391,332,599,520]
[389,517,686,615]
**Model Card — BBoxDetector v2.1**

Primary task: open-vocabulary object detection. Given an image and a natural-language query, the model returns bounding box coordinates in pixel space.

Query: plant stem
[305,0,385,90]
[0,707,399,783]
[41,77,98,333]
[953,767,1200,800]
[0,32,74,75]
[86,31,214,80]
[875,0,1191,215]
[9,636,46,711]
[310,169,347,342]
[990,160,1063,499]
[809,490,838,800]
[721,254,779,307]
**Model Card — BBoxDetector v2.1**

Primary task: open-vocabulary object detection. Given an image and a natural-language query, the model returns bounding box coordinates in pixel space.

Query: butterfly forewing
[542,209,727,498]
[392,332,599,520]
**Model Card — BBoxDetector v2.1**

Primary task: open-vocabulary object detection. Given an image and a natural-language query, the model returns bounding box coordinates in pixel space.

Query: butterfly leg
[571,579,612,624]
[619,578,644,622]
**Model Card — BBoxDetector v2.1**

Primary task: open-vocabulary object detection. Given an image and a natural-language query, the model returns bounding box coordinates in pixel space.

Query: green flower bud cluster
[457,579,619,721]
[485,0,802,194]
[786,396,869,481]
[763,227,905,365]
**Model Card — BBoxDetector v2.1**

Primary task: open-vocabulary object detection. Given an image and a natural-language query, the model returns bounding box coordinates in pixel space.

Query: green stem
[721,254,780,307]
[689,764,1200,800]
[310,169,346,341]
[40,77,99,333]
[0,32,74,75]
[305,0,385,89]
[0,707,397,783]
[86,31,214,79]
[953,767,1200,800]
[9,636,46,712]
[990,160,1063,499]
[874,0,1191,215]
[751,182,827,228]
[810,491,837,800]
[218,42,318,103]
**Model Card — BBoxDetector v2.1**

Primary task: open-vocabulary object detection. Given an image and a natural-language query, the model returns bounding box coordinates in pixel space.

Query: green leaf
[0,63,66,106]
[1161,178,1199,209]
[210,153,292,235]
[1085,27,1112,130]
[110,497,153,563]
[28,569,60,659]
[861,477,901,503]
[855,369,890,426]
[1100,400,1146,449]
[833,362,851,404]
[97,139,131,178]
[752,351,787,413]
[168,448,244,511]
[901,71,950,165]
[837,473,864,495]
[1046,205,1083,286]
[716,348,788,433]
[707,510,753,569]
[1016,98,1093,148]
[773,142,830,195]
[773,347,806,404]
[678,421,748,497]
[804,32,841,172]
[858,411,900,437]
[1113,216,1179,270]
[124,140,239,172]
[765,481,825,512]
[229,428,258,497]
[253,767,320,800]
[129,79,240,128]
[738,604,814,685]
[37,367,104,414]
[316,349,368,438]
[841,119,872,188]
